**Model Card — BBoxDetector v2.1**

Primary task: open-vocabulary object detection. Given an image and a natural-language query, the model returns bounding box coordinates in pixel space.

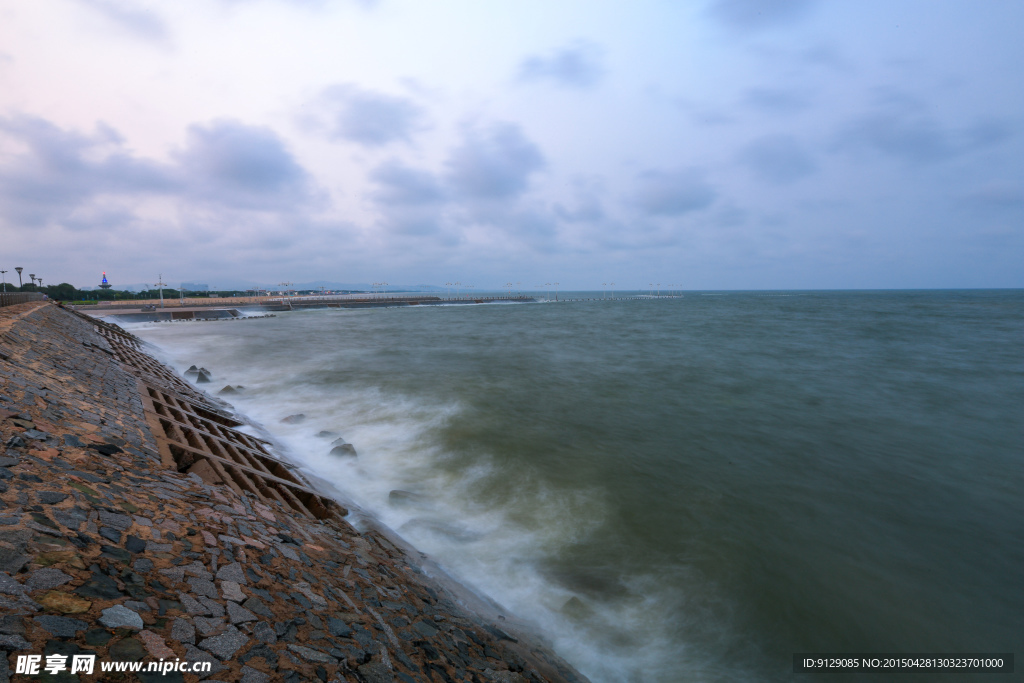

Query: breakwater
[0,301,587,682]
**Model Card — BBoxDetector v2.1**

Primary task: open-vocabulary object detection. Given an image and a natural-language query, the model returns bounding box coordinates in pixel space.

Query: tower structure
[99,272,112,289]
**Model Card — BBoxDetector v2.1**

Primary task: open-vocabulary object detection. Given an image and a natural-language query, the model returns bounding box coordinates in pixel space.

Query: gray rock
[99,605,144,630]
[182,561,212,579]
[36,491,68,505]
[199,625,249,660]
[33,615,89,637]
[0,634,31,650]
[0,549,30,575]
[194,617,226,637]
[330,443,357,457]
[219,580,245,603]
[239,665,272,683]
[133,558,154,574]
[0,615,24,635]
[170,617,196,645]
[241,596,274,619]
[215,562,246,585]
[178,592,209,616]
[226,602,257,625]
[187,577,219,599]
[25,568,73,592]
[252,621,277,644]
[132,515,153,527]
[0,573,26,596]
[286,644,333,663]
[99,510,132,530]
[327,617,351,638]
[358,662,395,683]
[53,508,87,530]
[198,597,226,617]
[160,567,186,584]
[184,644,227,679]
[22,429,49,440]
[99,526,122,543]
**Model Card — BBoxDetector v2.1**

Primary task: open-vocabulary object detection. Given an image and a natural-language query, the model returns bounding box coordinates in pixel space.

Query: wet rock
[196,372,212,384]
[99,604,144,630]
[330,443,357,457]
[316,430,338,438]
[217,386,238,396]
[33,615,89,637]
[388,490,425,507]
[281,414,306,425]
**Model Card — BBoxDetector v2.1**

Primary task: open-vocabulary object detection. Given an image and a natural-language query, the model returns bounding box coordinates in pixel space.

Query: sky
[0,0,1021,291]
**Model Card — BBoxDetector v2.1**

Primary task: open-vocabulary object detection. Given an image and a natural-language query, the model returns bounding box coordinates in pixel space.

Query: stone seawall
[0,302,587,683]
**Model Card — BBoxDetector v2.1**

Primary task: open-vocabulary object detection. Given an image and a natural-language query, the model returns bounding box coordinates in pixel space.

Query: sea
[127,290,1023,682]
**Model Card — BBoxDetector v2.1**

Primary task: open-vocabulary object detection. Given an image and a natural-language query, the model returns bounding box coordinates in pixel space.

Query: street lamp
[154,274,167,309]
[554,282,559,301]
[15,267,23,289]
[0,270,6,293]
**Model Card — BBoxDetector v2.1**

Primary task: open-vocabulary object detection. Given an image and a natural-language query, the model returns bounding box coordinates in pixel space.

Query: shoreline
[0,301,589,682]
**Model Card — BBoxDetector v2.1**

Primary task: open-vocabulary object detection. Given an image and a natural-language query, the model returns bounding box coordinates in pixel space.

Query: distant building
[181,283,209,291]
[98,272,112,289]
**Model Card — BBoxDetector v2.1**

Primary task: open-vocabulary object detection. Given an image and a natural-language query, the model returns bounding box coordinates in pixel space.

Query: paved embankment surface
[0,302,586,683]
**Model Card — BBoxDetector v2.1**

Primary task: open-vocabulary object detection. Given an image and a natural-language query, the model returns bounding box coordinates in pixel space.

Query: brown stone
[37,590,92,614]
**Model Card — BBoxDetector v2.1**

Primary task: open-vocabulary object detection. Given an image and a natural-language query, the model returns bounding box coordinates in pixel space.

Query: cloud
[708,0,816,30]
[177,119,312,209]
[445,123,545,201]
[73,0,169,42]
[634,169,716,216]
[368,160,445,206]
[517,42,606,89]
[738,134,816,184]
[834,100,1013,165]
[318,85,423,147]
[741,87,811,114]
[0,115,175,227]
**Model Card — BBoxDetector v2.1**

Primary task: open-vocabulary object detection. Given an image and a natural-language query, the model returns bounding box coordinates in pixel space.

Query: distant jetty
[0,300,588,682]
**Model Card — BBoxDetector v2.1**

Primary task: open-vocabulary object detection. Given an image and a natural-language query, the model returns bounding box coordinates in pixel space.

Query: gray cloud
[835,101,1013,165]
[178,119,312,209]
[0,115,175,227]
[74,0,169,42]
[319,85,423,147]
[634,169,716,216]
[445,123,545,201]
[518,42,606,89]
[708,0,816,30]
[738,134,816,184]
[369,161,445,206]
[742,87,811,114]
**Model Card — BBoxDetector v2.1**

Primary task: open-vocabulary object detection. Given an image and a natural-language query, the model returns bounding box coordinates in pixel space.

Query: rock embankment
[0,302,587,683]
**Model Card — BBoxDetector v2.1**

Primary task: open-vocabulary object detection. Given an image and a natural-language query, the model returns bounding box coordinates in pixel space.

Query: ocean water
[129,290,1023,682]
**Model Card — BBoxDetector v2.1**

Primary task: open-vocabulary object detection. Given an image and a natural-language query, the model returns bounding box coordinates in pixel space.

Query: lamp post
[0,270,6,293]
[15,267,23,289]
[554,282,559,301]
[154,274,167,309]
[29,274,36,288]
